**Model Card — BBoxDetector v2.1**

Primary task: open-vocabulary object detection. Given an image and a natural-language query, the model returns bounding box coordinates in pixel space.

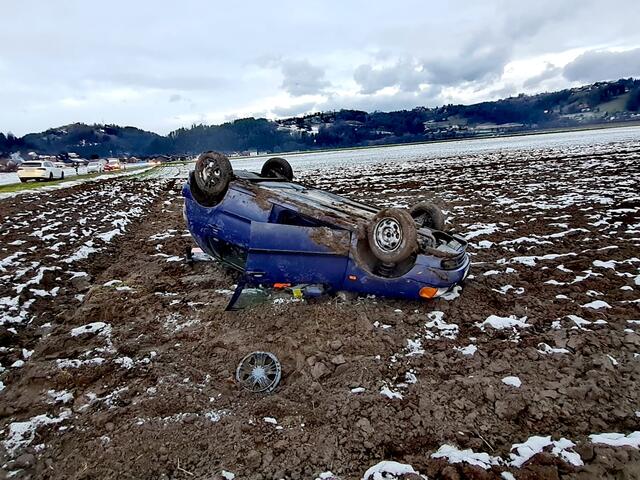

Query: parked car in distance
[17,161,65,182]
[87,161,104,174]
[104,159,125,172]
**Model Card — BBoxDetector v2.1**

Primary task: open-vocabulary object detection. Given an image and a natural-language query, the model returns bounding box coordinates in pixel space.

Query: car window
[44,162,52,167]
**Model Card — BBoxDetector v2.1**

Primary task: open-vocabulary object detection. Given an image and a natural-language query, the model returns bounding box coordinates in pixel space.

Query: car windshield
[108,160,118,164]
[22,162,42,167]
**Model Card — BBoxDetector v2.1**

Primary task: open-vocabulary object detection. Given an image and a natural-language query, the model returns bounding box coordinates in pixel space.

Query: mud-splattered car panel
[182,169,470,301]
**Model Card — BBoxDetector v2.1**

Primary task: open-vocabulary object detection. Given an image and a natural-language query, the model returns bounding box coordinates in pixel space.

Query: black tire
[410,201,445,230]
[188,171,220,207]
[193,151,233,201]
[367,208,417,264]
[60,172,64,180]
[20,178,27,183]
[261,157,293,180]
[49,173,53,181]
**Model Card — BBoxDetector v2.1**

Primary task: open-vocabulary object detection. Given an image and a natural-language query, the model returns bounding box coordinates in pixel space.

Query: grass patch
[598,93,630,114]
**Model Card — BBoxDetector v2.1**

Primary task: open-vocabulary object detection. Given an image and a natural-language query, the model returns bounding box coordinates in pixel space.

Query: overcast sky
[2,0,640,135]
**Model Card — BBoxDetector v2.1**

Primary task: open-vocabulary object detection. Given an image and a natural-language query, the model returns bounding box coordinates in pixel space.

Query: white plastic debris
[537,343,570,355]
[502,376,522,388]
[70,322,110,337]
[379,386,403,400]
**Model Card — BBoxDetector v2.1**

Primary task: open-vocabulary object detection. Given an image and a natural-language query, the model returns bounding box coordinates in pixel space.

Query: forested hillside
[2,78,639,157]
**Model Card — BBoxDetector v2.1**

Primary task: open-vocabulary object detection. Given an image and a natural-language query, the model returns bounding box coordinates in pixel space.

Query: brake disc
[235,351,282,393]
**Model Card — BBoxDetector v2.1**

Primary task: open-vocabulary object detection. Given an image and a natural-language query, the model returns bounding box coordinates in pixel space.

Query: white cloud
[563,48,640,82]
[1,0,639,135]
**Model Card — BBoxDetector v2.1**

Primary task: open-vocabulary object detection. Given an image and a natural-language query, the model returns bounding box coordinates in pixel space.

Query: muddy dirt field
[1,140,639,479]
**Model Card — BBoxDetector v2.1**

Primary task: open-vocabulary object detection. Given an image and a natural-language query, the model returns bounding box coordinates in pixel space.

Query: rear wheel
[20,178,27,183]
[60,171,64,180]
[260,157,293,180]
[193,151,233,204]
[410,201,445,230]
[367,208,417,264]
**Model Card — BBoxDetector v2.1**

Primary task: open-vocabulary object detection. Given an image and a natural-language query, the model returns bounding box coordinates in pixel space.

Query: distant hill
[2,78,640,157]
[18,123,163,157]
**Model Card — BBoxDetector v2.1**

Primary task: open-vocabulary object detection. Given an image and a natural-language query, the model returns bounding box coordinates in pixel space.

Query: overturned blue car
[183,152,470,307]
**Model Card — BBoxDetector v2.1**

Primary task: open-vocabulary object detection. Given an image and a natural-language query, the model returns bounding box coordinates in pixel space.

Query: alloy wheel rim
[236,351,282,393]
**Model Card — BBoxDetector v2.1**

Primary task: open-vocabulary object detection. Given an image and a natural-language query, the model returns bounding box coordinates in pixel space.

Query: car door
[244,222,351,286]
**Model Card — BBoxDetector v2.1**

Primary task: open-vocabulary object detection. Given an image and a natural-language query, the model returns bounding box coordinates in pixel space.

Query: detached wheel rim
[236,351,281,393]
[374,217,403,252]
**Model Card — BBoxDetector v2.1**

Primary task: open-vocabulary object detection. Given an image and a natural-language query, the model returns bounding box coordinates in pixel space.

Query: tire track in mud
[0,143,639,479]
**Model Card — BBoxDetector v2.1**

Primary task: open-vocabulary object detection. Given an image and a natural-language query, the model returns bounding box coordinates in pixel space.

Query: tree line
[2,78,640,158]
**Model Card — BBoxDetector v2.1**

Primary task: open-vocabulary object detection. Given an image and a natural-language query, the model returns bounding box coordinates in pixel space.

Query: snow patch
[431,444,500,469]
[362,460,420,479]
[589,431,640,448]
[476,315,529,331]
[3,409,72,456]
[510,436,582,467]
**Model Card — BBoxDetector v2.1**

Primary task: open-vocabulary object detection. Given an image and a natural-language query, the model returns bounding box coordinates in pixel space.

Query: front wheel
[260,157,293,180]
[60,172,64,180]
[20,178,27,183]
[367,208,417,264]
[48,173,53,181]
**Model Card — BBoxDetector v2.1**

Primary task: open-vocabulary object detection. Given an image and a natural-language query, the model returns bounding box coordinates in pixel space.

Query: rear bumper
[17,171,49,179]
[341,254,470,300]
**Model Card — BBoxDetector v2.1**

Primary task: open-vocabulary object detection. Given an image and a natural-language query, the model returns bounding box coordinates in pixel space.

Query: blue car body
[183,169,470,303]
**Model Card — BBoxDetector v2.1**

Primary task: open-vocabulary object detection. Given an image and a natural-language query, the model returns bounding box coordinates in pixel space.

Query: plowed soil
[1,141,639,480]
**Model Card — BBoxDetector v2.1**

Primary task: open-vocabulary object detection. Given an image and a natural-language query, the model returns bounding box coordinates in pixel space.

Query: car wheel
[367,208,417,264]
[60,172,64,180]
[20,179,27,183]
[410,201,445,230]
[194,151,233,201]
[48,173,53,181]
[189,171,221,207]
[260,157,293,180]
